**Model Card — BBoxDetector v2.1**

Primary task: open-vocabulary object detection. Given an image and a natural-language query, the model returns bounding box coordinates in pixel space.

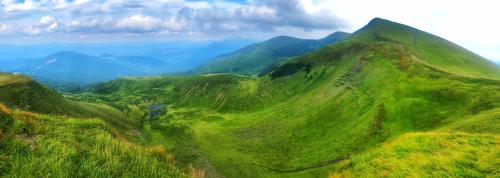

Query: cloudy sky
[0,0,499,62]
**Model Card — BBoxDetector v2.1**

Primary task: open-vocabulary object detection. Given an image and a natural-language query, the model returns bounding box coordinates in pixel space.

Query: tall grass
[0,103,185,177]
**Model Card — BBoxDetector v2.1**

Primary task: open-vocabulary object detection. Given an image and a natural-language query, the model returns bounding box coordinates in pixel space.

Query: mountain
[10,52,180,86]
[0,72,73,113]
[0,72,144,131]
[99,54,170,74]
[143,38,259,71]
[0,38,257,75]
[12,52,135,84]
[351,18,500,79]
[198,31,350,76]
[71,18,500,177]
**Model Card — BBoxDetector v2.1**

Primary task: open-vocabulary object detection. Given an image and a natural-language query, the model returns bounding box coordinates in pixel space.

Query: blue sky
[0,0,499,62]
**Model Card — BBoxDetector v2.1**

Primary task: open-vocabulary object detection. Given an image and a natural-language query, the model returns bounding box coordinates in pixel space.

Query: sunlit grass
[0,104,185,177]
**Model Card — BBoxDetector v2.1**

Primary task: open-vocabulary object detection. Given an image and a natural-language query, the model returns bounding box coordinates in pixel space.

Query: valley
[69,18,500,177]
[1,18,499,178]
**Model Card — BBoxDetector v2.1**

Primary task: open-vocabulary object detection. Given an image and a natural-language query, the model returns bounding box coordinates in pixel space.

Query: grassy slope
[329,132,499,178]
[0,104,185,177]
[0,72,142,134]
[198,32,350,76]
[69,18,500,177]
[0,73,189,177]
[352,18,500,80]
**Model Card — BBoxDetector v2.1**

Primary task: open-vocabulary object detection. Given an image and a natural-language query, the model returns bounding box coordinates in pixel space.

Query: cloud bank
[0,0,345,40]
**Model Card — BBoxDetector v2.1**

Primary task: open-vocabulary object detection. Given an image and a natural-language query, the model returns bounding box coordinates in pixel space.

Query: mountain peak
[268,35,299,42]
[367,17,388,24]
[46,51,91,59]
[321,31,351,44]
[359,17,412,32]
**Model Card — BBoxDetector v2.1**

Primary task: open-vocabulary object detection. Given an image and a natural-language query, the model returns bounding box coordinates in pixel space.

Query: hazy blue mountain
[99,54,171,74]
[11,52,136,84]
[198,32,350,76]
[0,38,257,72]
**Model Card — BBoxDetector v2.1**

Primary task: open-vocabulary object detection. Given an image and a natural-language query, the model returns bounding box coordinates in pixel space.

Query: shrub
[0,104,13,133]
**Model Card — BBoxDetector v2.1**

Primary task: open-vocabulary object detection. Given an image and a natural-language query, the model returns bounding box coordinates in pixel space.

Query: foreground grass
[329,132,499,177]
[0,104,185,178]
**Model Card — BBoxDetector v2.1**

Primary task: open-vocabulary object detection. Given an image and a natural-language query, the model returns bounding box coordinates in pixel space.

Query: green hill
[198,32,350,76]
[0,72,195,177]
[70,18,500,177]
[0,103,186,177]
[351,18,500,79]
[0,72,144,132]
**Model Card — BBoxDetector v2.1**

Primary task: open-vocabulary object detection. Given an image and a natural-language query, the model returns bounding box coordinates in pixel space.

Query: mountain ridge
[350,17,500,79]
[197,31,351,76]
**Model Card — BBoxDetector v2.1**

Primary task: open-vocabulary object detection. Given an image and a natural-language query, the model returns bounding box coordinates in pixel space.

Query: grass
[328,132,499,178]
[0,103,186,177]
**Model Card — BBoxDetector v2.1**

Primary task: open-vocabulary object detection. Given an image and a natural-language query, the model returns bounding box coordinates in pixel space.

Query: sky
[0,0,499,62]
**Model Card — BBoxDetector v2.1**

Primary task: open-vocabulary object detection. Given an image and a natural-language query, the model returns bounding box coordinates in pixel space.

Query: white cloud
[0,0,343,36]
[40,15,57,25]
[65,14,186,34]
[114,15,164,32]
[25,15,59,35]
[0,23,13,35]
[1,0,39,12]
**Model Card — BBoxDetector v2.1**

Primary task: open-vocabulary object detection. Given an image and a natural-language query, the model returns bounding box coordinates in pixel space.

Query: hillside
[0,72,196,177]
[351,18,500,79]
[329,132,499,177]
[0,103,186,177]
[198,32,350,76]
[0,72,143,133]
[70,18,500,177]
[0,72,76,113]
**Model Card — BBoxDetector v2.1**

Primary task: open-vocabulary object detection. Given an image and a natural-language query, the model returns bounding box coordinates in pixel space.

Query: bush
[0,105,13,133]
[270,62,311,79]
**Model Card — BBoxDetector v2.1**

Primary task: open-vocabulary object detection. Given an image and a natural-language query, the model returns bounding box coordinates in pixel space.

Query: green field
[1,18,500,177]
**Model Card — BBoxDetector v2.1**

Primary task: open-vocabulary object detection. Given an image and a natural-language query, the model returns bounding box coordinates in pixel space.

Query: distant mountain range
[12,52,138,84]
[0,38,256,73]
[0,38,257,86]
[198,31,350,76]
